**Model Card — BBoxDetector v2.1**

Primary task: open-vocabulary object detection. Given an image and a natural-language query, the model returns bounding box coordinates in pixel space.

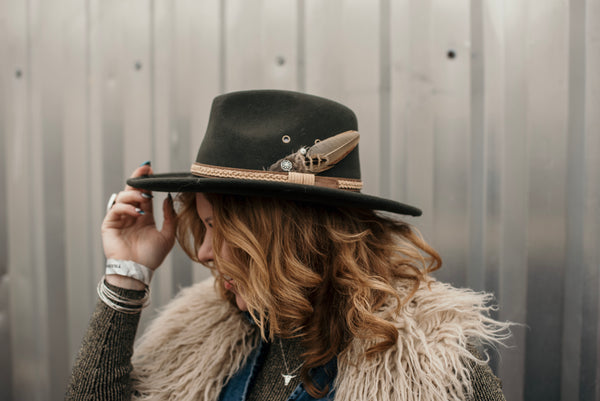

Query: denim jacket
[218,338,337,401]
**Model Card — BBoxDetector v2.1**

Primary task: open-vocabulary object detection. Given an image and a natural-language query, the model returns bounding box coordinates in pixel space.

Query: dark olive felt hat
[128,90,422,216]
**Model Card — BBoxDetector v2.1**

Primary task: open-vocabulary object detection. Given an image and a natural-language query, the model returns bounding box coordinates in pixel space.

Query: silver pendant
[282,373,296,386]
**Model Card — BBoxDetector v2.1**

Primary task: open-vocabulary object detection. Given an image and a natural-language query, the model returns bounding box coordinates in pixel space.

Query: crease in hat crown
[127,89,423,216]
[192,90,362,180]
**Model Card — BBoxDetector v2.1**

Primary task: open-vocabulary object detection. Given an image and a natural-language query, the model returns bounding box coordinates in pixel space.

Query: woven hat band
[190,163,363,191]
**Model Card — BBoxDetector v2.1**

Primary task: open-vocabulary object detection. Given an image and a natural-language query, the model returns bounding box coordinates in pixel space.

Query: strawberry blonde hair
[175,192,441,397]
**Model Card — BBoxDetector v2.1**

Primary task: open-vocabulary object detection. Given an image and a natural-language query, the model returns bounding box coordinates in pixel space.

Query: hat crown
[195,90,361,180]
[127,89,422,216]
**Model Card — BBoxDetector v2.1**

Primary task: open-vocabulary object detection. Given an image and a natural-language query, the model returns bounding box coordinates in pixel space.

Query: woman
[67,90,509,401]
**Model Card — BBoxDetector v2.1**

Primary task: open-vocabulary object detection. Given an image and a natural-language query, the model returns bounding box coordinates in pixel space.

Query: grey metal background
[0,0,599,400]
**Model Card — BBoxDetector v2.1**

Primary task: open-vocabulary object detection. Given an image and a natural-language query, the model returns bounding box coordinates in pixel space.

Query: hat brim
[127,173,422,216]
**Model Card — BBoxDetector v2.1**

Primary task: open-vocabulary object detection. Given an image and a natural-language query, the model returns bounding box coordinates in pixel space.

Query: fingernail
[141,192,153,199]
[135,208,145,215]
[140,160,151,166]
[168,193,172,202]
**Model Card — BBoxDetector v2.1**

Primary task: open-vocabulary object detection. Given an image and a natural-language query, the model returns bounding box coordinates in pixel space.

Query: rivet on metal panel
[276,56,286,66]
[447,50,456,59]
[135,61,143,70]
[15,69,22,78]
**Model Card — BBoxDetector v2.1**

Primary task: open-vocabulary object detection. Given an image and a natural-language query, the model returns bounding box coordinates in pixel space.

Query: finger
[113,190,153,208]
[105,202,146,223]
[125,162,154,192]
[160,194,177,242]
[123,162,154,213]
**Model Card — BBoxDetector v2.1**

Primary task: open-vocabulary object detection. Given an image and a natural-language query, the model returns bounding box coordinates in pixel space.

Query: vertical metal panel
[225,0,298,91]
[389,0,410,208]
[524,1,569,400]
[86,0,109,330]
[0,1,10,398]
[580,1,600,399]
[121,2,152,168]
[468,0,487,293]
[481,0,528,397]
[480,0,502,306]
[305,0,381,197]
[391,0,436,237]
[497,1,529,400]
[29,0,77,397]
[389,0,472,286]
[429,0,472,287]
[561,1,587,400]
[3,0,47,399]
[62,0,95,364]
[0,1,21,398]
[379,0,391,200]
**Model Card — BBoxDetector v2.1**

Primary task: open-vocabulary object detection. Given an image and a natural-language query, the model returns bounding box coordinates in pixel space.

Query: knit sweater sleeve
[469,346,506,401]
[65,283,145,401]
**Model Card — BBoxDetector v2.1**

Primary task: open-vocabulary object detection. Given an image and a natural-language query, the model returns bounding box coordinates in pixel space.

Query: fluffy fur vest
[131,278,509,401]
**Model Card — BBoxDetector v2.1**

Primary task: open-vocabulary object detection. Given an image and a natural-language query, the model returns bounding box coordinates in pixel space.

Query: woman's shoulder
[134,277,253,350]
[393,279,511,357]
[131,277,260,400]
[407,280,501,321]
[333,279,510,401]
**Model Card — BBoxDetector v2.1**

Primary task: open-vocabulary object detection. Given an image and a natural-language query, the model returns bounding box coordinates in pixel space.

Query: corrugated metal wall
[1,1,598,400]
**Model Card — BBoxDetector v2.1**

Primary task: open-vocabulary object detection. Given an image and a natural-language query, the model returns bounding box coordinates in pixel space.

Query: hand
[102,164,177,276]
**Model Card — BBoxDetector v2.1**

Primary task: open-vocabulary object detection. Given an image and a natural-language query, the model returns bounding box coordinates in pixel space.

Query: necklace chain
[278,338,303,385]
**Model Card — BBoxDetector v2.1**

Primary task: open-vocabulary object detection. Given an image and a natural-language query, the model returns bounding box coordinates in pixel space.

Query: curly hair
[175,192,441,397]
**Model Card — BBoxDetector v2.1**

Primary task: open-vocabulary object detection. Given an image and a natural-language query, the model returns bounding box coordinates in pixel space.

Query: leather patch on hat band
[191,163,363,191]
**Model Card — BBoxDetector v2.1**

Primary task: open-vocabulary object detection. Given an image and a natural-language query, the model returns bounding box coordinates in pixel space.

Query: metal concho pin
[281,160,293,171]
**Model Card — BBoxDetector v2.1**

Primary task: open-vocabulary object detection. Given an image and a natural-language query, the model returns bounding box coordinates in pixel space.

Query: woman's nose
[197,234,214,264]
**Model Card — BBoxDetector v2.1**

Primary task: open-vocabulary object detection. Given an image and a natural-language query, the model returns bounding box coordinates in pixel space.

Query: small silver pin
[299,147,307,155]
[280,160,293,171]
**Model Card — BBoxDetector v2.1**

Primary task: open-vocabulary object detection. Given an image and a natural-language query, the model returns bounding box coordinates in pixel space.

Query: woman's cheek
[235,293,249,311]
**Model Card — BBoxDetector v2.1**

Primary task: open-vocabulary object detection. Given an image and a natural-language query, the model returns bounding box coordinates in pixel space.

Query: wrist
[105,274,147,291]
[105,258,153,287]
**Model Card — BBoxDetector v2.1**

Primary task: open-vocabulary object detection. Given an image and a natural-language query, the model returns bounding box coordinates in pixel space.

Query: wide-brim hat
[128,90,422,216]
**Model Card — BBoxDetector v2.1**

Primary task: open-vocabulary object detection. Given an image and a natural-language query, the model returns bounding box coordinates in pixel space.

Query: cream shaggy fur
[131,278,510,401]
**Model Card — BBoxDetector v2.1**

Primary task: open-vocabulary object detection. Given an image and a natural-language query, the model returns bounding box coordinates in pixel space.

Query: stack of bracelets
[96,259,153,314]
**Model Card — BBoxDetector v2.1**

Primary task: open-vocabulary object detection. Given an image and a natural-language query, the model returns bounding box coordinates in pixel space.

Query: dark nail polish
[141,192,153,199]
[140,160,151,166]
[168,193,172,202]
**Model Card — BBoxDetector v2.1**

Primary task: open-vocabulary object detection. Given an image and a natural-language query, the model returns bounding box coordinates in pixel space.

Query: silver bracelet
[105,259,153,286]
[97,276,150,314]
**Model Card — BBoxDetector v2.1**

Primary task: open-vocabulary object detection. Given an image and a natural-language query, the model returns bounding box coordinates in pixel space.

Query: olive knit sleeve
[469,346,507,401]
[65,283,146,401]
